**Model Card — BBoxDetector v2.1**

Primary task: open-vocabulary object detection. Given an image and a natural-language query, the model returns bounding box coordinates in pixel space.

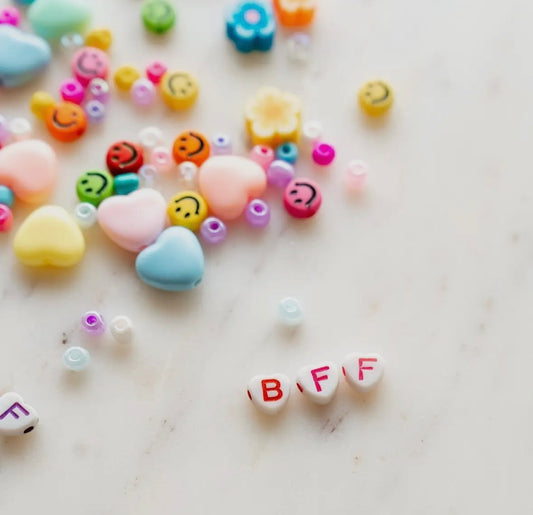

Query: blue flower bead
[226,1,276,53]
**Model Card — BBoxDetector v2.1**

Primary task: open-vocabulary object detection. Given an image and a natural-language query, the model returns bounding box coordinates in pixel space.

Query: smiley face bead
[76,170,114,206]
[161,71,199,110]
[71,47,109,87]
[358,79,394,116]
[44,101,87,142]
[283,178,322,218]
[106,140,144,175]
[141,0,176,34]
[167,190,208,232]
[172,130,210,166]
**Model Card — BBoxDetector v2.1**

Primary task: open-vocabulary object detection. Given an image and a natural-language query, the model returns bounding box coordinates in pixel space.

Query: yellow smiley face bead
[358,79,394,116]
[161,71,199,110]
[114,65,141,92]
[167,191,208,231]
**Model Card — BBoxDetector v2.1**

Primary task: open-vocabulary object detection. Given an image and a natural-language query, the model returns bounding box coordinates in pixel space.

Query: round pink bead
[131,78,156,106]
[146,61,167,85]
[312,142,336,166]
[0,204,13,232]
[345,160,368,192]
[72,47,109,87]
[0,7,21,26]
[59,78,85,104]
[150,146,174,174]
[87,78,110,104]
[250,145,275,171]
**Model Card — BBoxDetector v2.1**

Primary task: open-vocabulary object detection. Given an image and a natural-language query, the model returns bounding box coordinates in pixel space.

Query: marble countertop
[0,0,529,513]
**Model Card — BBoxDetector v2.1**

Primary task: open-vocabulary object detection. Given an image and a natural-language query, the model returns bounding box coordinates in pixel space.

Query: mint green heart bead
[28,0,91,40]
[114,173,140,196]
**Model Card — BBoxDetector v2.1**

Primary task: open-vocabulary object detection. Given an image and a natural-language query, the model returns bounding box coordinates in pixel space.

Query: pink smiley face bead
[283,178,322,219]
[71,47,109,87]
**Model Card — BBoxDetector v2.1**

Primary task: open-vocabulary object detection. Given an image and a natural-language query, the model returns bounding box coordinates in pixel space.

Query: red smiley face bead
[106,140,144,176]
[72,47,110,87]
[283,178,322,219]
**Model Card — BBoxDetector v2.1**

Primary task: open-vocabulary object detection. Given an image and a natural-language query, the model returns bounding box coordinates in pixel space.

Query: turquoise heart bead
[114,173,140,196]
[28,0,90,40]
[0,26,51,88]
[136,226,204,291]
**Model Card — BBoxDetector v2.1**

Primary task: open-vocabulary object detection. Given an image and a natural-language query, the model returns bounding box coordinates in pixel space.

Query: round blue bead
[275,142,298,164]
[0,185,14,207]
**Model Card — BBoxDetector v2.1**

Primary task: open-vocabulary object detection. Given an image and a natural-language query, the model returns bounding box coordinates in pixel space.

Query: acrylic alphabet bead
[0,204,13,232]
[131,77,157,106]
[167,190,208,231]
[76,170,114,206]
[114,173,140,196]
[114,65,141,92]
[296,361,339,405]
[45,101,87,142]
[110,315,133,344]
[146,61,167,84]
[0,7,21,27]
[275,142,298,163]
[141,0,176,34]
[226,1,276,53]
[60,78,84,104]
[73,202,97,228]
[245,199,270,228]
[161,71,199,110]
[278,297,303,326]
[0,185,14,207]
[312,142,335,166]
[62,346,90,371]
[81,311,106,335]
[200,217,227,245]
[283,178,322,219]
[0,392,39,436]
[250,144,275,170]
[71,47,109,87]
[358,79,394,116]
[247,374,291,415]
[106,140,144,175]
[28,0,90,40]
[266,160,294,188]
[342,353,384,392]
[172,130,210,166]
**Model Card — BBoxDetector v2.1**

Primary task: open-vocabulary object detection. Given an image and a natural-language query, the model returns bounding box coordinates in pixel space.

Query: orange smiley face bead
[44,102,87,143]
[273,0,316,27]
[172,130,210,166]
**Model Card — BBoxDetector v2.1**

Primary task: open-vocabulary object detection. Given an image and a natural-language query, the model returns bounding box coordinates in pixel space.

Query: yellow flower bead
[358,79,394,117]
[85,28,113,51]
[114,65,141,92]
[29,91,56,120]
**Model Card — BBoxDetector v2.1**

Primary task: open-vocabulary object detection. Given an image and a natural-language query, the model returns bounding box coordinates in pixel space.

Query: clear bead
[302,120,323,146]
[278,297,303,326]
[74,202,97,228]
[211,133,232,155]
[287,33,311,63]
[8,117,32,141]
[138,126,164,152]
[60,33,84,50]
[178,161,198,182]
[63,346,91,372]
[150,146,174,174]
[110,315,133,344]
[139,164,157,187]
[345,160,368,192]
[84,100,106,124]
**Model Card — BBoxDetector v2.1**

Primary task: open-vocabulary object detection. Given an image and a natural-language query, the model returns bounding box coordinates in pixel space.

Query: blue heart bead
[0,26,51,88]
[136,226,204,292]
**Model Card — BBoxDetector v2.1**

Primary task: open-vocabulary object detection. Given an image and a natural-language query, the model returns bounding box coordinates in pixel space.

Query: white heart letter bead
[0,392,39,436]
[342,353,384,392]
[296,361,339,405]
[247,374,291,415]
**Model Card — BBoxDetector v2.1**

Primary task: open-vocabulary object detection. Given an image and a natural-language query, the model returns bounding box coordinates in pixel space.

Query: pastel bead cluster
[248,353,385,414]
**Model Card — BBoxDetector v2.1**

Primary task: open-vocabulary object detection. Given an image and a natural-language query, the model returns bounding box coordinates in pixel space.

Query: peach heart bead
[0,140,57,203]
[97,188,167,253]
[198,155,267,221]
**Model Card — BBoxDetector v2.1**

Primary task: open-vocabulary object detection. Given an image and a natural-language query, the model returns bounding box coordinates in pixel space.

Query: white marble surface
[0,0,531,513]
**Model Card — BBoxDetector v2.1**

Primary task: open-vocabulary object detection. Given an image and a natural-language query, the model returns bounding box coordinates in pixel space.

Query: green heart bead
[76,170,114,207]
[141,0,176,35]
[114,173,140,196]
[28,0,90,40]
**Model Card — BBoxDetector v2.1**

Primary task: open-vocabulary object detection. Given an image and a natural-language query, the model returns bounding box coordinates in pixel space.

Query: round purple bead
[245,199,270,228]
[131,78,156,106]
[84,100,106,124]
[266,160,295,188]
[81,311,106,335]
[200,217,227,244]
[211,134,232,155]
[87,78,110,104]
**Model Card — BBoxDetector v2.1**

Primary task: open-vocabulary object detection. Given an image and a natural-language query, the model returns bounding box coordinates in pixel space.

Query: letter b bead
[247,374,291,415]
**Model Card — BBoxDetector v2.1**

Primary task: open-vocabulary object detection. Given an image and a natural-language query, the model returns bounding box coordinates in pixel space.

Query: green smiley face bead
[76,170,114,206]
[141,0,176,34]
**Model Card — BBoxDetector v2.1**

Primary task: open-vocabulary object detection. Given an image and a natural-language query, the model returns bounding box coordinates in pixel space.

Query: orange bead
[273,0,316,27]
[44,102,87,143]
[172,130,210,166]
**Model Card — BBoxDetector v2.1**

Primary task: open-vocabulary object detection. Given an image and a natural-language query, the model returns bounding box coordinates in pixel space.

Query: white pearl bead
[110,315,133,344]
[74,202,97,228]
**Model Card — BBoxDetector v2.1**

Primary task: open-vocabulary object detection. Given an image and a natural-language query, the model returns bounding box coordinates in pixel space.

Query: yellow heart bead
[14,205,85,267]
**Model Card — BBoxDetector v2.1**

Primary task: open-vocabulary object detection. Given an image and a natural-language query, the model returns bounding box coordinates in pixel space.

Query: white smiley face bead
[296,361,339,405]
[0,392,39,436]
[342,353,384,392]
[247,373,291,415]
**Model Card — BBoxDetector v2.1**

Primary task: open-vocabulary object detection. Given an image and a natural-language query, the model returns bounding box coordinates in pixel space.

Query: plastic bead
[283,178,322,218]
[250,144,275,170]
[278,297,303,326]
[138,126,164,152]
[0,392,39,436]
[274,0,316,27]
[60,78,85,104]
[0,185,14,207]
[358,79,394,117]
[139,164,157,187]
[84,100,106,124]
[245,199,270,228]
[62,346,90,372]
[0,204,13,232]
[0,115,10,144]
[296,362,338,405]
[28,0,90,40]
[167,191,208,231]
[60,32,83,50]
[131,77,156,106]
[248,374,291,415]
[150,146,174,174]
[114,65,141,92]
[85,28,112,51]
[9,117,32,141]
[312,142,336,166]
[211,134,232,155]
[0,7,21,27]
[106,141,144,175]
[30,91,56,120]
[302,120,323,146]
[45,102,87,143]
[76,170,114,206]
[110,315,133,344]
[146,61,167,84]
[72,47,109,87]
[74,202,97,228]
[81,311,106,335]
[226,1,276,53]
[114,173,140,195]
[172,130,210,166]
[275,142,298,163]
[266,159,294,188]
[345,160,368,192]
[87,78,110,104]
[160,70,199,110]
[178,161,198,182]
[200,217,227,245]
[141,0,176,34]
[287,32,311,62]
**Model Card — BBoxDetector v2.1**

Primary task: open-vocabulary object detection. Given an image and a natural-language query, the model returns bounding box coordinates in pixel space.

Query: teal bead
[62,346,90,371]
[28,0,90,40]
[275,142,298,164]
[114,173,140,196]
[136,226,204,291]
[0,186,14,208]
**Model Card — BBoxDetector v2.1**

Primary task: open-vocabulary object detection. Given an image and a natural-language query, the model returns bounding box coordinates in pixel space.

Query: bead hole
[86,315,97,326]
[210,222,220,231]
